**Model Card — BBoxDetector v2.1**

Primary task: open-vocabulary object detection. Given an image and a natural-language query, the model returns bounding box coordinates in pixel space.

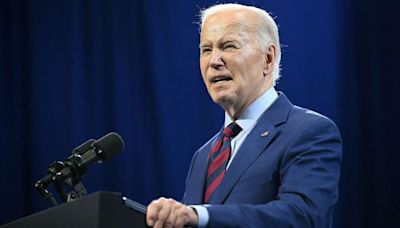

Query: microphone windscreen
[93,132,125,161]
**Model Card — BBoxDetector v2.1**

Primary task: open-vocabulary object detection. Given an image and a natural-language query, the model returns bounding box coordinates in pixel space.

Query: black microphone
[34,139,97,192]
[71,139,96,155]
[56,132,125,182]
[35,132,124,206]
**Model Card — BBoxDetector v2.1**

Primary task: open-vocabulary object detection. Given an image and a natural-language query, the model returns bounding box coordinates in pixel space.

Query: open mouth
[210,76,233,84]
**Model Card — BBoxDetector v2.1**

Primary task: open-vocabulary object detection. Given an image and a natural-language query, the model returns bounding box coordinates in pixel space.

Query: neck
[224,86,273,120]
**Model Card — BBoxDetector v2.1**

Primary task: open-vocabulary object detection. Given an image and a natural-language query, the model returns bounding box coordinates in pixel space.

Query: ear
[263,44,276,76]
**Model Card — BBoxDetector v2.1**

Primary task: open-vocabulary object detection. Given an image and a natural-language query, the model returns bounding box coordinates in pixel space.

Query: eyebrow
[199,21,251,48]
[199,42,211,49]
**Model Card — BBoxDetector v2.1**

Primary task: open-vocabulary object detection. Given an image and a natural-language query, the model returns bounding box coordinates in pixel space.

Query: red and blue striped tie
[204,122,242,203]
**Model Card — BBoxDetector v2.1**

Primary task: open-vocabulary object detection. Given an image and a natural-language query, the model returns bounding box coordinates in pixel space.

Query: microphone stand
[34,161,65,206]
[35,156,89,206]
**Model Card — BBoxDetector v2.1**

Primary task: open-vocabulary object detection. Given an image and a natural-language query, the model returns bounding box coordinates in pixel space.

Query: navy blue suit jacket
[182,93,342,227]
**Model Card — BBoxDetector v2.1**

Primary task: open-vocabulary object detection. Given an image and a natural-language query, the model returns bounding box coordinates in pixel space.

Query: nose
[209,49,224,69]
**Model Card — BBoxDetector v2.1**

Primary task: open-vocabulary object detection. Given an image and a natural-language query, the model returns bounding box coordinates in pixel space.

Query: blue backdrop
[1,0,399,227]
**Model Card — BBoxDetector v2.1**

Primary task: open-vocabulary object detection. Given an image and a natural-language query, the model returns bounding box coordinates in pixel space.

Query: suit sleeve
[206,117,342,228]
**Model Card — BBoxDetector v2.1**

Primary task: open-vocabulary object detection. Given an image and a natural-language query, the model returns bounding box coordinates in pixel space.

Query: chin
[212,95,235,107]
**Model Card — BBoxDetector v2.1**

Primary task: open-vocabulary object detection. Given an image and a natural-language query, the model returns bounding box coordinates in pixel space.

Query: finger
[153,219,164,228]
[164,212,177,228]
[156,198,172,222]
[146,199,163,226]
[164,200,179,227]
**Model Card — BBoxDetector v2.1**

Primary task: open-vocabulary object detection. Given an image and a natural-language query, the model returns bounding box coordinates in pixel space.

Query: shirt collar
[224,86,278,132]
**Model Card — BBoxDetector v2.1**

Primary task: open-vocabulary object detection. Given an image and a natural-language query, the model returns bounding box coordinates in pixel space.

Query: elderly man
[146,3,342,228]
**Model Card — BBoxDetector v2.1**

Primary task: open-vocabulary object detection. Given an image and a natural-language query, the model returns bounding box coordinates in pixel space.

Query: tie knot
[223,122,242,139]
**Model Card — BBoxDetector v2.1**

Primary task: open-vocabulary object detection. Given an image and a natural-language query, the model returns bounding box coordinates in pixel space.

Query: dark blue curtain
[1,0,399,227]
[336,1,400,227]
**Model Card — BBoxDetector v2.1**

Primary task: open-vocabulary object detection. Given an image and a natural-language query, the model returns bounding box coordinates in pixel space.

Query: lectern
[2,191,148,228]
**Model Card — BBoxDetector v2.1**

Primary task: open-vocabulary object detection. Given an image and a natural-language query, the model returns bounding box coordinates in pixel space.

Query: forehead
[200,10,255,42]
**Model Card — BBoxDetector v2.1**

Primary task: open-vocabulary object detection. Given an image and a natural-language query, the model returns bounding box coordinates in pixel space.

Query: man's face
[200,10,274,119]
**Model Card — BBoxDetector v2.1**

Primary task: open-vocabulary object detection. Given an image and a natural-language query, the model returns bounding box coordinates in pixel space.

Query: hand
[146,197,198,228]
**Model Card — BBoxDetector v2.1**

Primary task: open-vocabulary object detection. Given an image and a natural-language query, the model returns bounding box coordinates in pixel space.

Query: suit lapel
[208,93,292,204]
[183,132,221,204]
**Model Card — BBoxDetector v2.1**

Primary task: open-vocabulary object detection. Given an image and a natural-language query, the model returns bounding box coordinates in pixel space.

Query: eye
[223,43,237,51]
[201,47,212,55]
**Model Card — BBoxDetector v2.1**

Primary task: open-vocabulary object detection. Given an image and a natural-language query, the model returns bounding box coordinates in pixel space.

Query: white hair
[200,3,282,83]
